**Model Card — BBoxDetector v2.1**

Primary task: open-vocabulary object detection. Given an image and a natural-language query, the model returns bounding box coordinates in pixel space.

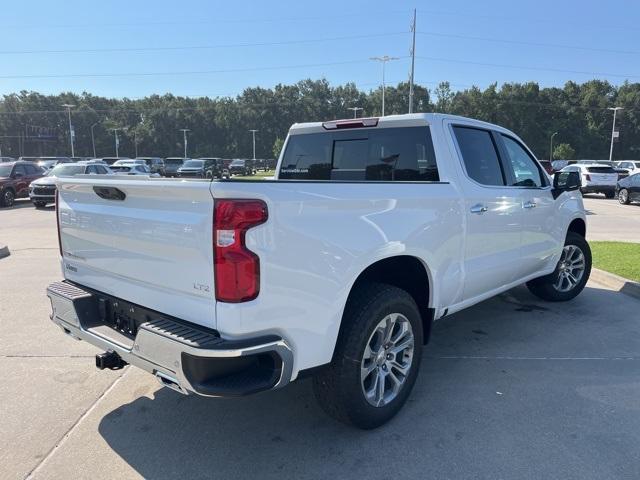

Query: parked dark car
[29,161,111,207]
[164,157,185,177]
[176,159,210,178]
[228,159,256,176]
[616,173,640,205]
[0,161,45,207]
[136,157,165,175]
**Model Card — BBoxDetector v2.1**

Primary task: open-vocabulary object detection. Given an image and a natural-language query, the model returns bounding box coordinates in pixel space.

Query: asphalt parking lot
[1,197,639,480]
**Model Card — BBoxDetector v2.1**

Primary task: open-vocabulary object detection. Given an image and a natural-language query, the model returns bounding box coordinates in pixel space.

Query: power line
[418,31,640,56]
[0,57,408,80]
[0,10,409,30]
[0,32,407,55]
[416,56,640,79]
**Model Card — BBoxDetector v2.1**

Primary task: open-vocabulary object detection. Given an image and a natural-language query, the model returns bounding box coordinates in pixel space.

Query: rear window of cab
[279,126,439,181]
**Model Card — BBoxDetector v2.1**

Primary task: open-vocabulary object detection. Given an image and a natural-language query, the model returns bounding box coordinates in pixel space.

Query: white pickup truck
[47,113,589,429]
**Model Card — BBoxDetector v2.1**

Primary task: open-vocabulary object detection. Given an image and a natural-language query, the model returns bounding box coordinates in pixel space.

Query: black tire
[1,188,15,207]
[526,231,591,302]
[605,191,615,199]
[312,283,423,429]
[618,189,630,205]
[33,201,47,208]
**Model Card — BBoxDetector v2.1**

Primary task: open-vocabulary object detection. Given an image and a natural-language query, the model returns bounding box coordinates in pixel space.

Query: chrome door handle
[470,204,488,214]
[524,201,537,209]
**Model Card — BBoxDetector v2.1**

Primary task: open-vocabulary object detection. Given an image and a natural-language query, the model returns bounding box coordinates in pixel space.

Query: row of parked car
[0,156,277,208]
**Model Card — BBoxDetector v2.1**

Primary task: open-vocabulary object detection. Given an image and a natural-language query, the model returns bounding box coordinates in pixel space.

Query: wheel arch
[568,217,586,238]
[340,255,434,347]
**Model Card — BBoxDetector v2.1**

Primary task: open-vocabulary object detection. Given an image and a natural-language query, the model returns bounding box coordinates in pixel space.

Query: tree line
[0,79,638,161]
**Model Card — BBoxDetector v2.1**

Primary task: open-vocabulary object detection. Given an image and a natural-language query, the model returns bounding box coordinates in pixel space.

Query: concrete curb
[0,244,9,259]
[591,268,640,300]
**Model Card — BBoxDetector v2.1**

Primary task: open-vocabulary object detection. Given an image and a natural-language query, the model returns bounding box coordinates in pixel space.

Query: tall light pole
[549,131,558,162]
[348,107,363,118]
[112,128,120,157]
[249,129,259,160]
[61,104,75,157]
[608,107,623,162]
[370,56,400,116]
[179,129,190,158]
[408,8,417,113]
[90,123,98,158]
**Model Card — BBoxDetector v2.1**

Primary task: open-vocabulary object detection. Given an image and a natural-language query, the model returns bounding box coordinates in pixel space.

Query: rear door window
[453,126,504,186]
[279,126,439,181]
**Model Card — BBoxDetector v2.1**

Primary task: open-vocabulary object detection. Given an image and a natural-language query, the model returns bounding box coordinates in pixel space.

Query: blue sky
[1,0,639,98]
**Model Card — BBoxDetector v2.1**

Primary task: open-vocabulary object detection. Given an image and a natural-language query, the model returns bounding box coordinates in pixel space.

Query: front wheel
[527,232,591,302]
[312,283,423,429]
[618,189,630,204]
[1,189,15,207]
[33,201,47,208]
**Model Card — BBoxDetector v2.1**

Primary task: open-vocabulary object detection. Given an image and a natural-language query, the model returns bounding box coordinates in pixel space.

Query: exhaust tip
[96,350,127,370]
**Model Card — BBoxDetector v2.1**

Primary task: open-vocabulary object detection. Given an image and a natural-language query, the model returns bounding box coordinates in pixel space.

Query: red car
[539,160,554,175]
[0,161,45,207]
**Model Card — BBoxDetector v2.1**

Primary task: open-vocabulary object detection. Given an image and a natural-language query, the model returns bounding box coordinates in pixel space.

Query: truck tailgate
[56,176,217,329]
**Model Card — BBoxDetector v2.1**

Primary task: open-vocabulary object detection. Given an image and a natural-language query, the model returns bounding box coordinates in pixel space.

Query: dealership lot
[1,199,639,479]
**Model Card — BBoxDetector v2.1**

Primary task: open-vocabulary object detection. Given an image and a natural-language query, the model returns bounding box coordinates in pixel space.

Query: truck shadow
[97,285,640,479]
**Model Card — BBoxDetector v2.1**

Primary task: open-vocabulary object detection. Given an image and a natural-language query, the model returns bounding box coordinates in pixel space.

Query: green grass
[232,170,276,180]
[590,241,640,282]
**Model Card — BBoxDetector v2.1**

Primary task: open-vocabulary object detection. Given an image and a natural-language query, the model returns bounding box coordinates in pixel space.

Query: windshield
[0,164,13,177]
[165,159,183,165]
[111,166,130,171]
[230,160,245,166]
[48,164,85,176]
[182,160,203,168]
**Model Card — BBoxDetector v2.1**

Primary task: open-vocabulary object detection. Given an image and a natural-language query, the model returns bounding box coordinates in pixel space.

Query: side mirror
[552,171,581,199]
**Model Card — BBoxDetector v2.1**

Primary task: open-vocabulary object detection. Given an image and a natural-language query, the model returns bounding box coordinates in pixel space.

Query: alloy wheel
[360,313,414,407]
[554,244,586,293]
[619,190,628,204]
[4,190,14,207]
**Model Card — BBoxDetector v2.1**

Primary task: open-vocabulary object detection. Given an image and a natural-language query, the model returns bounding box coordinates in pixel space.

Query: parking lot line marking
[25,370,129,479]
[426,355,639,361]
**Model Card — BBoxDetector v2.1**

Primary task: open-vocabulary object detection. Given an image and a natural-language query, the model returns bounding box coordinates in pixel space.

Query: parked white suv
[561,163,618,198]
[47,113,589,429]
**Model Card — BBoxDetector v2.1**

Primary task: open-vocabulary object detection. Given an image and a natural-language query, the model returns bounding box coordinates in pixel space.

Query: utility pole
[61,104,75,157]
[549,131,558,162]
[90,123,98,158]
[249,129,258,160]
[408,8,417,113]
[608,107,623,162]
[370,56,400,117]
[179,129,190,158]
[112,128,120,157]
[348,107,363,118]
[134,131,138,158]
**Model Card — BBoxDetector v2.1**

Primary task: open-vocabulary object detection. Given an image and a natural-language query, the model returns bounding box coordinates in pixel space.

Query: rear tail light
[213,199,268,303]
[55,189,62,256]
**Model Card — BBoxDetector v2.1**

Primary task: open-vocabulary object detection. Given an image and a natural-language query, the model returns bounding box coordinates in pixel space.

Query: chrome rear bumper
[47,281,293,396]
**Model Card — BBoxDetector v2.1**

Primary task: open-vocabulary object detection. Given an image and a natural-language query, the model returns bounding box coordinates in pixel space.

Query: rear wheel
[618,189,630,204]
[605,191,615,199]
[527,232,591,302]
[312,283,423,429]
[1,188,15,207]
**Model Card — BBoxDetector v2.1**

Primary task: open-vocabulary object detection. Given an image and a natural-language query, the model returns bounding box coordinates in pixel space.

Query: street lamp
[348,107,363,119]
[549,131,558,162]
[111,128,120,157]
[370,56,400,117]
[608,107,623,162]
[179,129,190,158]
[61,104,75,157]
[90,123,98,158]
[249,129,258,160]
